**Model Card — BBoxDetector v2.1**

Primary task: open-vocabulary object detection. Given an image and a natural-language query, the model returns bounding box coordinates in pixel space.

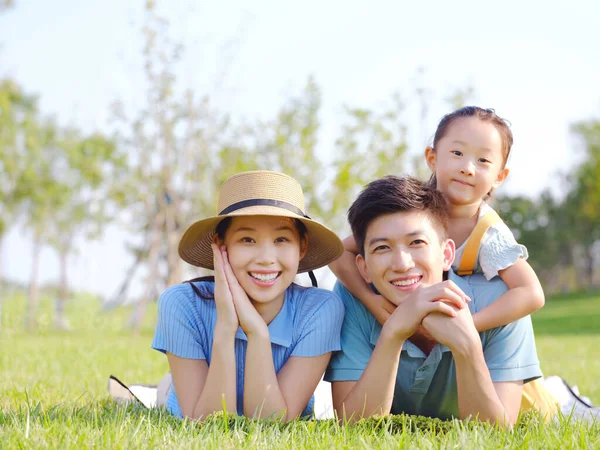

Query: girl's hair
[429,106,513,196]
[185,217,308,300]
[432,106,513,165]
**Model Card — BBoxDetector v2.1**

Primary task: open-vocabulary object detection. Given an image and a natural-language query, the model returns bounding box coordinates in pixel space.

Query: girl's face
[425,117,509,206]
[221,215,307,310]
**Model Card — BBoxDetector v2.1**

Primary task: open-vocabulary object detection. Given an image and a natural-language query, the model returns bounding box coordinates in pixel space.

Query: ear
[424,146,437,172]
[212,233,223,247]
[441,238,456,271]
[492,167,510,189]
[299,234,309,260]
[355,253,372,284]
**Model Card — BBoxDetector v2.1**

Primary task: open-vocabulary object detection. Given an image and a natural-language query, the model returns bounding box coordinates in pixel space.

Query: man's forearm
[335,333,403,422]
[453,342,514,427]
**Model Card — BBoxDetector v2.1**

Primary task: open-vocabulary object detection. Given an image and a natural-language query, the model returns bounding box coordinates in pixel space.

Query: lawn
[1,289,599,449]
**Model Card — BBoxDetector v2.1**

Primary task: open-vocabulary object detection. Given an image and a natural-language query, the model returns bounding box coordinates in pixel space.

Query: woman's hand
[220,247,269,338]
[212,243,239,335]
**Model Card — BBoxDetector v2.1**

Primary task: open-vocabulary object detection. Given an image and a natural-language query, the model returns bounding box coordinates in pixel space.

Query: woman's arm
[220,247,327,420]
[243,291,346,420]
[244,339,332,421]
[329,235,396,326]
[167,327,237,419]
[218,247,292,419]
[167,243,240,420]
[472,258,545,332]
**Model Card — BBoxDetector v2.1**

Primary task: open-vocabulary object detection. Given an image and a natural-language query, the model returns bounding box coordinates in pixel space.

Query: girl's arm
[472,258,545,332]
[329,235,396,326]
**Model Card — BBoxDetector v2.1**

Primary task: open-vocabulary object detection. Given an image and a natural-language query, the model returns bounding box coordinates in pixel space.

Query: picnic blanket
[108,374,599,422]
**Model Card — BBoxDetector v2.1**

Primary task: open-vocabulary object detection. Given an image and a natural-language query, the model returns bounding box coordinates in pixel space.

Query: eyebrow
[232,225,295,233]
[232,226,256,233]
[452,140,492,152]
[367,231,426,246]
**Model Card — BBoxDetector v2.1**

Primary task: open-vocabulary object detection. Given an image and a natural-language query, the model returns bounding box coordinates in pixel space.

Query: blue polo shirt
[324,271,542,419]
[152,281,344,418]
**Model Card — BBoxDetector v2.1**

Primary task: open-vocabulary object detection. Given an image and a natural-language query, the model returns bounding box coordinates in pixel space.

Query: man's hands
[381,280,471,343]
[422,305,481,356]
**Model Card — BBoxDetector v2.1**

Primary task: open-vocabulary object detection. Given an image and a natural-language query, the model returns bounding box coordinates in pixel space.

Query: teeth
[250,272,279,282]
[392,278,419,287]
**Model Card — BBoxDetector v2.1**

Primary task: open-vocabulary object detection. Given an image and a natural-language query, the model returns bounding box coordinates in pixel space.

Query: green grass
[1,289,599,448]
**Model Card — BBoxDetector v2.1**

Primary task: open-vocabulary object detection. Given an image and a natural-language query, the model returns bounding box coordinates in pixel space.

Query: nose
[256,242,276,265]
[391,248,415,272]
[460,160,475,176]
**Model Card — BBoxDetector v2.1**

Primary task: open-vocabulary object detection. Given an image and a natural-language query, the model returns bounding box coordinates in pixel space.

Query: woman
[152,170,345,421]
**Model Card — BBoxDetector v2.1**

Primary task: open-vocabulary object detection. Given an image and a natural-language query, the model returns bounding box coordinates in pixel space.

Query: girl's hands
[220,247,269,339]
[212,243,239,334]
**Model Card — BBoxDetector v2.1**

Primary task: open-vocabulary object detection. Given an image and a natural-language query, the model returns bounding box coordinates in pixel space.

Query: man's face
[356,211,455,306]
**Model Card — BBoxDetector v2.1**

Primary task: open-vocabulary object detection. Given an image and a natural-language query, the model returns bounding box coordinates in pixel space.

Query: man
[324,176,541,426]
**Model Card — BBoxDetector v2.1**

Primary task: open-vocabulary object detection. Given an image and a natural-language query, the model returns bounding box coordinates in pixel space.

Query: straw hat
[178,170,344,273]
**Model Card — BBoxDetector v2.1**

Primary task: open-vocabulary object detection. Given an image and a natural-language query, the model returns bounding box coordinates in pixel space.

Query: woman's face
[221,215,307,309]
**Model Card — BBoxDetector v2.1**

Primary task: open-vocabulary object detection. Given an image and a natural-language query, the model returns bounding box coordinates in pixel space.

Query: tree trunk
[104,249,145,311]
[166,199,182,287]
[55,246,71,330]
[25,233,42,330]
[132,210,163,334]
[585,245,595,291]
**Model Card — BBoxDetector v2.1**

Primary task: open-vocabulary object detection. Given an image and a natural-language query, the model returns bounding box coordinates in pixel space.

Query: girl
[330,106,545,332]
[153,170,345,421]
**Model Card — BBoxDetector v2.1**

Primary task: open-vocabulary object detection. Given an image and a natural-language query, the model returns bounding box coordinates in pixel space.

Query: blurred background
[1,0,599,332]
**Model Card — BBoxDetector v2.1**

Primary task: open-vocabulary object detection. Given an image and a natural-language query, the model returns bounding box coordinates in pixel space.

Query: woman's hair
[429,106,513,196]
[186,217,308,300]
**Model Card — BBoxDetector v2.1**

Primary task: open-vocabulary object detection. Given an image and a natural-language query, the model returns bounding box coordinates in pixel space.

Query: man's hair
[348,176,450,255]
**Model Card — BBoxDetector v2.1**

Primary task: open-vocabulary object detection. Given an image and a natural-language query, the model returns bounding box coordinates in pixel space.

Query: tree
[494,192,571,291]
[111,2,250,332]
[0,79,39,328]
[568,119,600,288]
[329,94,408,234]
[45,129,123,329]
[14,116,63,329]
[109,1,485,330]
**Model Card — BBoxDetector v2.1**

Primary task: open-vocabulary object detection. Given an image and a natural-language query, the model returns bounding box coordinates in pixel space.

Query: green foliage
[569,120,600,246]
[329,94,408,232]
[0,79,38,235]
[495,116,600,292]
[0,77,120,246]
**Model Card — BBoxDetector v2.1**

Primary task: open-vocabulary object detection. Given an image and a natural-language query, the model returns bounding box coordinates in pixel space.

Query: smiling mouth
[390,276,422,287]
[249,272,281,283]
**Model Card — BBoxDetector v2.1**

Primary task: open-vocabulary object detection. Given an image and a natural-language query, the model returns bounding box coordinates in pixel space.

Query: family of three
[151,106,548,426]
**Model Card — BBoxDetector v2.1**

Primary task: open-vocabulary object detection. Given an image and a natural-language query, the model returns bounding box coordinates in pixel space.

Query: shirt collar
[234,288,293,348]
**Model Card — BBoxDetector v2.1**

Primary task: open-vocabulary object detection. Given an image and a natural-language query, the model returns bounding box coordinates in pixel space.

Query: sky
[1,0,600,297]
